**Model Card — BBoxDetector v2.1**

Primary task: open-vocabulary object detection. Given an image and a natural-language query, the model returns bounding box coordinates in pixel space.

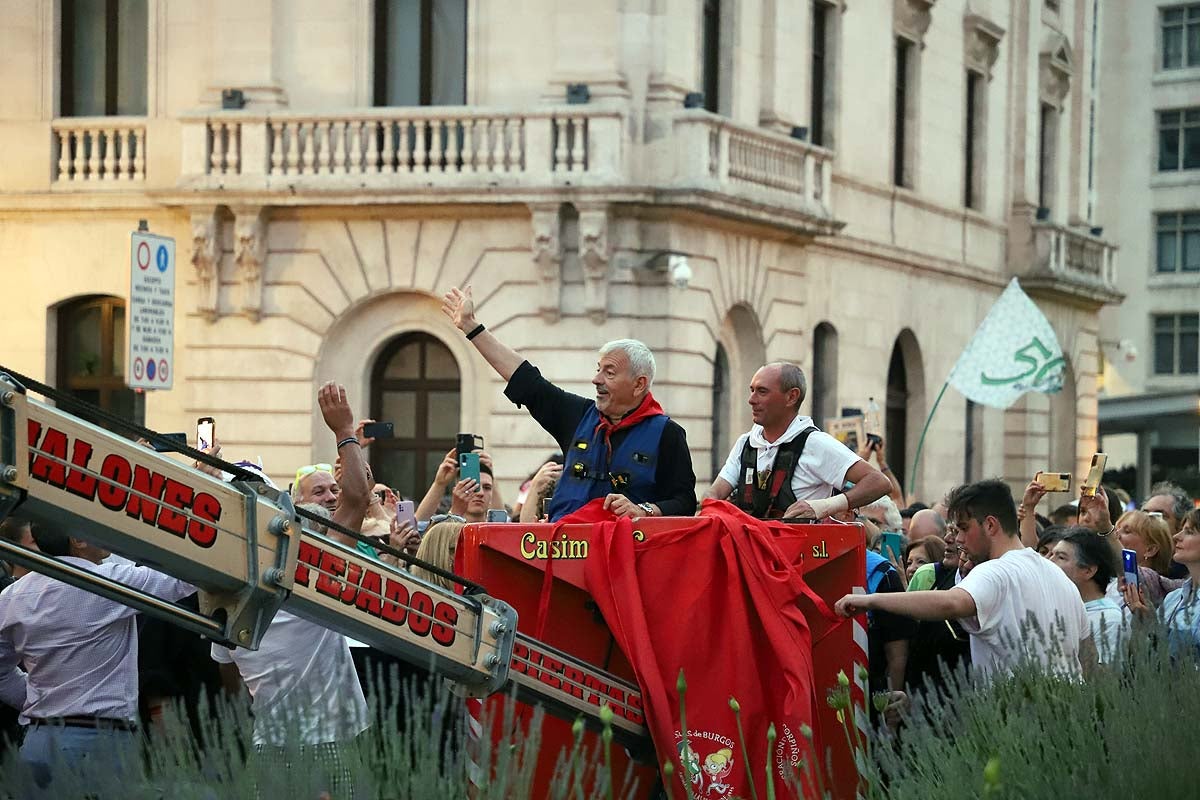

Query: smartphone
[152,432,188,453]
[1122,549,1140,588]
[486,508,510,523]
[1080,453,1107,497]
[1034,471,1072,492]
[395,499,417,529]
[880,532,904,563]
[362,421,394,440]
[459,451,481,485]
[457,433,484,455]
[196,417,216,451]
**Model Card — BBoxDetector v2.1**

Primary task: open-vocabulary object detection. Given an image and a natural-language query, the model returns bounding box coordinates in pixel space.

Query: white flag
[947,278,1066,409]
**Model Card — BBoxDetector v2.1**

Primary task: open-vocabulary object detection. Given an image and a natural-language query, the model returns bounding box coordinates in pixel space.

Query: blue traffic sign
[147,359,157,380]
[156,244,169,272]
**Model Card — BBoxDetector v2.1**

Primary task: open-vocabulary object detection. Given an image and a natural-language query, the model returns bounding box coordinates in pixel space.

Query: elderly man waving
[443,286,697,520]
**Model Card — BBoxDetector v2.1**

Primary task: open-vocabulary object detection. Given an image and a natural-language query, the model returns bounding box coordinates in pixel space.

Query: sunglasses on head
[295,463,333,485]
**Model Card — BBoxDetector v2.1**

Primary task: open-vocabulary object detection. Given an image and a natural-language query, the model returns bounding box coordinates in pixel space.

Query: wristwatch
[638,502,655,516]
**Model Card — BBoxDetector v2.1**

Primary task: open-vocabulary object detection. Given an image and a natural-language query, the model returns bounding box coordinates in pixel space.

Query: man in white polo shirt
[705,362,891,520]
[834,479,1095,680]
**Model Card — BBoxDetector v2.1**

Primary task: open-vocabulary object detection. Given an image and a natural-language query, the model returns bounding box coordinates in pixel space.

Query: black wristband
[336,437,359,450]
[465,323,485,341]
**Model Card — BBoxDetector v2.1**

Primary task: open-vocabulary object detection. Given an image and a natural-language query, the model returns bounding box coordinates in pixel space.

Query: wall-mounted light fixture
[632,250,693,289]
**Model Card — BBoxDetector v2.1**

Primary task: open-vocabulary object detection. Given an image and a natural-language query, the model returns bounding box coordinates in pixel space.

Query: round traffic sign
[133,357,144,380]
[146,359,157,381]
[158,360,169,382]
[156,244,169,273]
[136,241,151,270]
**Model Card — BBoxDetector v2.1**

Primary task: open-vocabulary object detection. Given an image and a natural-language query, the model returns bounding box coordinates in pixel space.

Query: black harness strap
[736,427,817,519]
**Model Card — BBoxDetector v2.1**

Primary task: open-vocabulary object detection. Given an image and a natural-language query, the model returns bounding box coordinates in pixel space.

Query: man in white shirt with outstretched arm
[835,479,1096,680]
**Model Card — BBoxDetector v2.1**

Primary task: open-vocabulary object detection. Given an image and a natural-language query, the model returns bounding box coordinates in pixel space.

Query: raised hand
[1022,480,1048,510]
[441,285,477,333]
[318,382,355,439]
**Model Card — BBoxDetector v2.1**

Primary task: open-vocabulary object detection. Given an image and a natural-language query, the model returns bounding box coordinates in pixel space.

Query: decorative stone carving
[1039,33,1073,108]
[578,205,611,324]
[530,204,563,323]
[190,206,221,322]
[233,207,268,322]
[894,0,936,45]
[963,13,1005,79]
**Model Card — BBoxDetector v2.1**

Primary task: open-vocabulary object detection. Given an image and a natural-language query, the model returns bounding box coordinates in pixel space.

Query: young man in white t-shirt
[835,479,1095,681]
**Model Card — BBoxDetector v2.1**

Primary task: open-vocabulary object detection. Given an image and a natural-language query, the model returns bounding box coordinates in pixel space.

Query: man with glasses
[835,479,1094,681]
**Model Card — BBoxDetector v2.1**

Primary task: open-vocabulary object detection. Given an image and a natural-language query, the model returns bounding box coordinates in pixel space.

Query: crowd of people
[0,283,1197,797]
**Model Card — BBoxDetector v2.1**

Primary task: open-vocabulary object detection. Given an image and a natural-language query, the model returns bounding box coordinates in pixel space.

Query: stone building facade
[1095,1,1200,499]
[0,0,1121,505]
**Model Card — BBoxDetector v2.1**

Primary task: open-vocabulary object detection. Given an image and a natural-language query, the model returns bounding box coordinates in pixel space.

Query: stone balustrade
[668,111,834,222]
[52,118,147,183]
[182,107,620,187]
[1033,223,1118,286]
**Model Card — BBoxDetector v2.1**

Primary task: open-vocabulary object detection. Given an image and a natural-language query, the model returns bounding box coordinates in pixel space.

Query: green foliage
[1,634,1195,799]
[860,633,1200,800]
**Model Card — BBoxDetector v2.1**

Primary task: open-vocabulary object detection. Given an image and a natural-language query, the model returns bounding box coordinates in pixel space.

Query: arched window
[370,332,461,499]
[886,343,909,490]
[711,344,730,480]
[811,322,838,428]
[57,295,139,422]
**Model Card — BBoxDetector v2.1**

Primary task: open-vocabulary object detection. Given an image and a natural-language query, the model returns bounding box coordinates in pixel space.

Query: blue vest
[865,550,895,595]
[546,406,669,521]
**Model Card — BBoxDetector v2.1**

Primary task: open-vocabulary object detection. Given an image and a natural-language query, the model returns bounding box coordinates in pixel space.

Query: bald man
[706,362,890,520]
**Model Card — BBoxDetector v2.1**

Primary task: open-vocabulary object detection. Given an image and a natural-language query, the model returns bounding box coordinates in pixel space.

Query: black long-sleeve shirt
[504,361,698,517]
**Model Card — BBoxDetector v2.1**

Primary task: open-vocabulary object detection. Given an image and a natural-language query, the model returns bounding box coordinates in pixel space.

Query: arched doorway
[711,343,730,480]
[369,332,461,499]
[811,322,838,427]
[714,305,767,479]
[56,294,140,423]
[885,330,926,494]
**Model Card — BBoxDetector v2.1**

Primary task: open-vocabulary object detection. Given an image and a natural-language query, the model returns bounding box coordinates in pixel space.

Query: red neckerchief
[592,393,664,458]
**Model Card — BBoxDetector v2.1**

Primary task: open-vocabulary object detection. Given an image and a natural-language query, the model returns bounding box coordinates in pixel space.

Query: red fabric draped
[582,500,818,799]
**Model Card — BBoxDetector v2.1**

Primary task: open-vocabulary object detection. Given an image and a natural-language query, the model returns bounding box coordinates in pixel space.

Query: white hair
[862,494,903,533]
[598,339,656,384]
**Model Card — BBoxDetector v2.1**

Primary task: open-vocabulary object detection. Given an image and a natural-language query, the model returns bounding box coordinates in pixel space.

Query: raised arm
[320,382,369,545]
[443,285,525,382]
[1018,480,1048,548]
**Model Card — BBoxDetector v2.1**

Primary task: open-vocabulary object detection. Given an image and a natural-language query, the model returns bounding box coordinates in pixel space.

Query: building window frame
[373,0,469,107]
[1161,4,1200,71]
[1155,211,1200,274]
[1153,312,1200,375]
[369,332,462,500]
[1038,102,1059,212]
[893,35,919,188]
[59,0,149,118]
[964,69,985,209]
[56,295,141,422]
[1157,108,1200,172]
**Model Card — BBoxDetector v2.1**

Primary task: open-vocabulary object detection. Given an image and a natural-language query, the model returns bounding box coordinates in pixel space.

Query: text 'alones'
[27,421,221,548]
